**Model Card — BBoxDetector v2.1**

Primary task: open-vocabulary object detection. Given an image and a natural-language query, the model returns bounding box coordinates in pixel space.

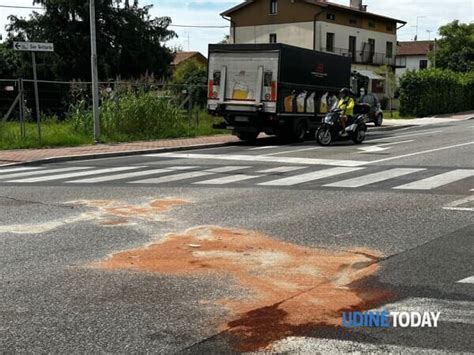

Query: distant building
[396,40,436,78]
[172,52,208,69]
[221,0,406,73]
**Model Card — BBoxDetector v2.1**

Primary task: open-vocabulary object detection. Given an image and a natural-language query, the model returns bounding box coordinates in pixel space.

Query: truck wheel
[375,114,383,127]
[237,132,259,142]
[293,119,308,142]
[316,126,333,146]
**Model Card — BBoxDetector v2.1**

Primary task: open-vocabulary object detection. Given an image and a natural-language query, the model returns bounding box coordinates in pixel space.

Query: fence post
[19,79,25,138]
[31,52,42,143]
[188,86,193,129]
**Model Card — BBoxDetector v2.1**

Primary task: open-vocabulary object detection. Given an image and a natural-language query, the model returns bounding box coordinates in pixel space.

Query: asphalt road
[1,121,473,353]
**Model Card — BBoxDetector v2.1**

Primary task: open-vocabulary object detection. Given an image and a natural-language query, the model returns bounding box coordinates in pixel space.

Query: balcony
[322,47,406,67]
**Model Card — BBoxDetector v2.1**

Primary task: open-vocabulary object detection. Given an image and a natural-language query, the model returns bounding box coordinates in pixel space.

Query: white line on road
[367,142,474,165]
[146,153,368,167]
[443,196,474,212]
[457,276,474,284]
[205,166,251,173]
[394,169,474,190]
[66,166,196,184]
[258,166,306,173]
[325,168,425,188]
[264,146,323,156]
[0,166,91,181]
[195,174,260,185]
[259,167,364,186]
[0,167,41,174]
[9,167,140,183]
[366,130,443,143]
[247,146,280,150]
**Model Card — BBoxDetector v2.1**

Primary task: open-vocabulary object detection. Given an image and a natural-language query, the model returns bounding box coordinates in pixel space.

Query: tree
[0,43,22,78]
[170,59,207,107]
[4,0,177,80]
[430,21,474,73]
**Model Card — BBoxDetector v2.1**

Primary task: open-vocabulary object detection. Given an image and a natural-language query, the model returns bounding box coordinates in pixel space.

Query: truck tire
[237,132,259,142]
[293,119,308,142]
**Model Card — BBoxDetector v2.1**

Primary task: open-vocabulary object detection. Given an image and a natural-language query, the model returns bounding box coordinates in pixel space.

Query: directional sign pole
[90,0,101,144]
[31,52,42,143]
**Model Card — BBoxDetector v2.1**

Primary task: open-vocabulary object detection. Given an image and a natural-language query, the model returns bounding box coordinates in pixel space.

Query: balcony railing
[322,47,406,67]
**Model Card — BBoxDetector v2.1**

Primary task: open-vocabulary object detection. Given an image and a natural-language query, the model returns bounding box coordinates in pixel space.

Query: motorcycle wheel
[352,127,367,144]
[316,126,333,146]
[375,114,383,127]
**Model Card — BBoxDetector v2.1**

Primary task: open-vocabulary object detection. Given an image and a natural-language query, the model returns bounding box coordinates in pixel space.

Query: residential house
[396,40,436,78]
[221,0,407,96]
[172,52,208,69]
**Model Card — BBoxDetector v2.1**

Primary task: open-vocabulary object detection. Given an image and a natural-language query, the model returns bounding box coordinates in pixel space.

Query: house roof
[221,0,406,24]
[396,41,435,56]
[172,52,207,66]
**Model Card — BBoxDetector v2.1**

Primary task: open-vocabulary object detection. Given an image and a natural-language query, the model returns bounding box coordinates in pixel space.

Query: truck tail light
[271,81,277,102]
[208,80,214,98]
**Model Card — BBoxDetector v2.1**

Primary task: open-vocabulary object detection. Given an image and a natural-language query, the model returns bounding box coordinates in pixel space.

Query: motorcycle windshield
[325,112,339,124]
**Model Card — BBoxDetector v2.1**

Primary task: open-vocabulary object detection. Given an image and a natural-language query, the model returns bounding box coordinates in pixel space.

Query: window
[386,41,393,58]
[349,36,357,60]
[386,23,394,32]
[420,60,428,70]
[270,0,278,14]
[349,17,357,25]
[326,13,336,21]
[368,20,376,28]
[326,33,335,52]
[269,33,277,43]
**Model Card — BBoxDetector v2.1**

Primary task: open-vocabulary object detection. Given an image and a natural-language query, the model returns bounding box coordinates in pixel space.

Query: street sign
[13,42,54,52]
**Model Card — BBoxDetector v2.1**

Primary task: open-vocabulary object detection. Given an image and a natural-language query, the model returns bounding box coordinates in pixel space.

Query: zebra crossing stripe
[258,166,306,173]
[66,168,181,183]
[195,175,260,185]
[0,166,91,181]
[259,167,364,186]
[325,168,426,188]
[394,170,474,190]
[457,276,474,284]
[205,166,250,173]
[8,167,140,183]
[0,167,41,174]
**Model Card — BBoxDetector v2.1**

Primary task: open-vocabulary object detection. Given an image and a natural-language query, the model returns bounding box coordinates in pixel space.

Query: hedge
[399,69,474,117]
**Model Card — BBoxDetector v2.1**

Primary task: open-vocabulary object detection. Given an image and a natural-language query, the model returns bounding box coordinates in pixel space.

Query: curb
[0,141,237,168]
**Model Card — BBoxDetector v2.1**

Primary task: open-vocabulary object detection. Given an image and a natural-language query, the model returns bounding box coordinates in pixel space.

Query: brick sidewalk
[0,135,239,166]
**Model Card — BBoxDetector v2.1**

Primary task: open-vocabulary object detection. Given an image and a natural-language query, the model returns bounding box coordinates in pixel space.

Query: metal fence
[0,78,208,143]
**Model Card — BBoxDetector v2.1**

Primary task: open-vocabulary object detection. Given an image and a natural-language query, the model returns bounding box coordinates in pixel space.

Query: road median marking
[443,195,474,212]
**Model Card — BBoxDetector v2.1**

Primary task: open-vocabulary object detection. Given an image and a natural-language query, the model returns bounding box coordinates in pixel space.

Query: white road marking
[131,171,213,184]
[195,174,260,185]
[0,166,91,181]
[366,130,443,143]
[0,167,41,174]
[147,153,368,167]
[264,147,323,156]
[66,166,195,184]
[325,168,425,188]
[371,297,474,325]
[130,166,249,184]
[9,167,139,183]
[247,146,280,150]
[259,167,364,186]
[457,276,474,284]
[258,166,306,173]
[367,142,474,165]
[443,196,474,212]
[394,169,474,190]
[358,145,390,153]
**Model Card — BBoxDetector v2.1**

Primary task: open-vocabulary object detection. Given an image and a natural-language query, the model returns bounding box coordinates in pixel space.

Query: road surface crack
[0,195,75,210]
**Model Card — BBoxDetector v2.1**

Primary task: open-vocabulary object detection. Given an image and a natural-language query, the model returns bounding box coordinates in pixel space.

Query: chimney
[350,0,367,11]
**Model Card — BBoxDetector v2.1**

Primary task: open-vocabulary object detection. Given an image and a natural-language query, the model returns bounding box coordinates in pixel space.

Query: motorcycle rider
[358,87,379,118]
[338,88,355,136]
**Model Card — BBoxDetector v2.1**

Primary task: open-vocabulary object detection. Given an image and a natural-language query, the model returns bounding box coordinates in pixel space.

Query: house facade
[221,0,407,72]
[395,41,436,78]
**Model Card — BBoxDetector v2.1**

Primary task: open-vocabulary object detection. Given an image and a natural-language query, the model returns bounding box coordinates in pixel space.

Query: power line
[0,5,43,9]
[170,24,228,29]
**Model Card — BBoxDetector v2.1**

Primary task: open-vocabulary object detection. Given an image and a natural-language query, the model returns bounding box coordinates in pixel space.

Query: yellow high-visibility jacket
[337,97,355,116]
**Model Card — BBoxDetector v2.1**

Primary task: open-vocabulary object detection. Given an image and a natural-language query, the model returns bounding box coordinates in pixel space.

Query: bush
[399,69,474,117]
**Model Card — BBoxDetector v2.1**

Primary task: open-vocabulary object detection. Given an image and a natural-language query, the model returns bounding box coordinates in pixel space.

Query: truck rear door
[207,51,279,113]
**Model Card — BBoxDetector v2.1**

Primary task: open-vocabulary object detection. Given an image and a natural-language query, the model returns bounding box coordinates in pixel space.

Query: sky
[1,0,473,56]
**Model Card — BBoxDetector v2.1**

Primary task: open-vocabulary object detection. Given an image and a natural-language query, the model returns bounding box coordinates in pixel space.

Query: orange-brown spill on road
[76,198,189,225]
[94,226,392,351]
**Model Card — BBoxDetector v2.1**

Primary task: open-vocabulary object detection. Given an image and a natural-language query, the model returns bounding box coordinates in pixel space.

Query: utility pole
[414,16,426,41]
[426,30,433,41]
[90,0,101,143]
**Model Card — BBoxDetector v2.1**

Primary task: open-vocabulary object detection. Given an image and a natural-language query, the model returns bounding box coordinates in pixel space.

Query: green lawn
[0,113,227,150]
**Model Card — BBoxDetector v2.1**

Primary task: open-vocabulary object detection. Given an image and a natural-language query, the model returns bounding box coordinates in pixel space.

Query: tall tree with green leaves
[430,21,474,73]
[4,0,177,80]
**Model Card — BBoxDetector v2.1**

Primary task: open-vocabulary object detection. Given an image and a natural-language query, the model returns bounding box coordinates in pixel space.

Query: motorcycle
[315,103,370,146]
